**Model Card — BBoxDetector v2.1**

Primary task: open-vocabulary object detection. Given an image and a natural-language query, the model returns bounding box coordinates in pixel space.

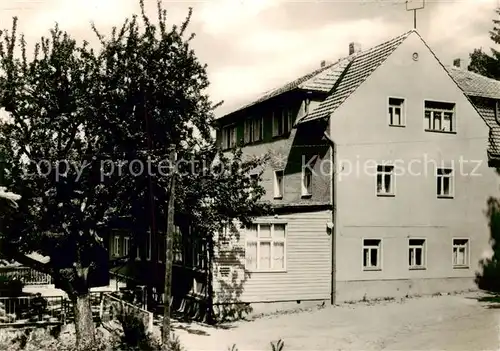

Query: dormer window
[221,124,237,150]
[272,108,293,137]
[244,117,263,144]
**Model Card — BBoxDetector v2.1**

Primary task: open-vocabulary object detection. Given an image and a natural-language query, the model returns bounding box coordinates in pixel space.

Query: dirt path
[174,293,500,350]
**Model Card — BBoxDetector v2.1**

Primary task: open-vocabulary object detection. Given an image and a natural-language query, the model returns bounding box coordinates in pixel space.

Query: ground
[174,292,500,350]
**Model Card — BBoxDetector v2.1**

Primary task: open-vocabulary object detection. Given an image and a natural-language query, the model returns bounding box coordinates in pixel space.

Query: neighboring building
[107,221,209,316]
[211,29,500,313]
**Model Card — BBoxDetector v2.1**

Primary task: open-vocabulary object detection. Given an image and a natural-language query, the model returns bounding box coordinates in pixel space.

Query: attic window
[221,124,237,149]
[244,117,263,144]
[272,108,293,137]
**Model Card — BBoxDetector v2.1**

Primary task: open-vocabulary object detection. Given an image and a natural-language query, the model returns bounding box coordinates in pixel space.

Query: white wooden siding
[213,210,332,303]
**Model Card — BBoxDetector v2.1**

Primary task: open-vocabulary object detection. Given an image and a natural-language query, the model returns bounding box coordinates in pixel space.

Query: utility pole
[162,145,176,349]
[406,0,425,30]
[143,91,156,311]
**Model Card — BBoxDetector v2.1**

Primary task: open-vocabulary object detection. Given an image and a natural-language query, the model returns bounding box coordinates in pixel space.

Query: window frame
[244,117,264,144]
[452,238,470,269]
[123,237,130,258]
[423,100,456,133]
[221,124,237,150]
[376,164,395,197]
[408,238,426,270]
[274,169,284,199]
[301,167,312,197]
[388,97,406,127]
[436,167,454,198]
[113,235,121,257]
[272,108,293,137]
[252,117,263,142]
[362,238,382,271]
[245,222,287,273]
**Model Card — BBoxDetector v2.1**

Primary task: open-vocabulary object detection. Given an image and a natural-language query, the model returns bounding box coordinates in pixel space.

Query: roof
[221,56,354,118]
[446,66,500,100]
[445,67,500,158]
[299,30,414,124]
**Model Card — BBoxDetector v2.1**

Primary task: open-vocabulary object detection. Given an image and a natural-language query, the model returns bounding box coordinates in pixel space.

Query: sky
[0,0,499,117]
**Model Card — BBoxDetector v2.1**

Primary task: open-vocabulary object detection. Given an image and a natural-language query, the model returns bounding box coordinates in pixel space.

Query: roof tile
[222,57,352,117]
[446,66,500,100]
[299,30,413,124]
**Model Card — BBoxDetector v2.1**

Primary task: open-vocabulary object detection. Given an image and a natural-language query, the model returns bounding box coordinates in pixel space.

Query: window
[301,167,312,197]
[173,226,184,264]
[376,165,394,196]
[221,125,237,149]
[272,108,293,137]
[363,239,381,270]
[123,237,130,257]
[437,167,453,198]
[113,235,120,257]
[244,117,263,144]
[274,170,284,199]
[388,97,405,126]
[245,223,286,272]
[452,239,469,268]
[192,237,207,270]
[424,101,455,132]
[409,239,425,269]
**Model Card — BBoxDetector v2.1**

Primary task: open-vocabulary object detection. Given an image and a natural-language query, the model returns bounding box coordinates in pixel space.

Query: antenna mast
[406,0,425,30]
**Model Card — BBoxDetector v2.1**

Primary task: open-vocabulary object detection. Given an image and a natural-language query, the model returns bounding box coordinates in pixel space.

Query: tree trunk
[73,292,96,351]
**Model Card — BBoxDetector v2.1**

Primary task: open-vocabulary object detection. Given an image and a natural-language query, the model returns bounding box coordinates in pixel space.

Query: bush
[0,326,113,351]
[113,301,161,350]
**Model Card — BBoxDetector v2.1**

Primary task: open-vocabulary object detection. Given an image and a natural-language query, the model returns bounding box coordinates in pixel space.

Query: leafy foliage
[476,196,500,291]
[468,8,500,79]
[0,0,269,348]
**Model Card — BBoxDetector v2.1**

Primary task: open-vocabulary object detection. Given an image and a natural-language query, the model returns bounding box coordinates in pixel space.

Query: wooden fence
[0,295,65,326]
[99,293,154,334]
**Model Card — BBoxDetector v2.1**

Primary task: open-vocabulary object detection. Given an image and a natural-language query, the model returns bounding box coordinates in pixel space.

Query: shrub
[0,326,111,351]
[113,301,161,350]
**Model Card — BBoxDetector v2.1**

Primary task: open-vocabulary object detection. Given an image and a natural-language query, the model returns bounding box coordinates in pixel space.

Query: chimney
[349,42,362,55]
[321,60,326,68]
[453,58,461,68]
